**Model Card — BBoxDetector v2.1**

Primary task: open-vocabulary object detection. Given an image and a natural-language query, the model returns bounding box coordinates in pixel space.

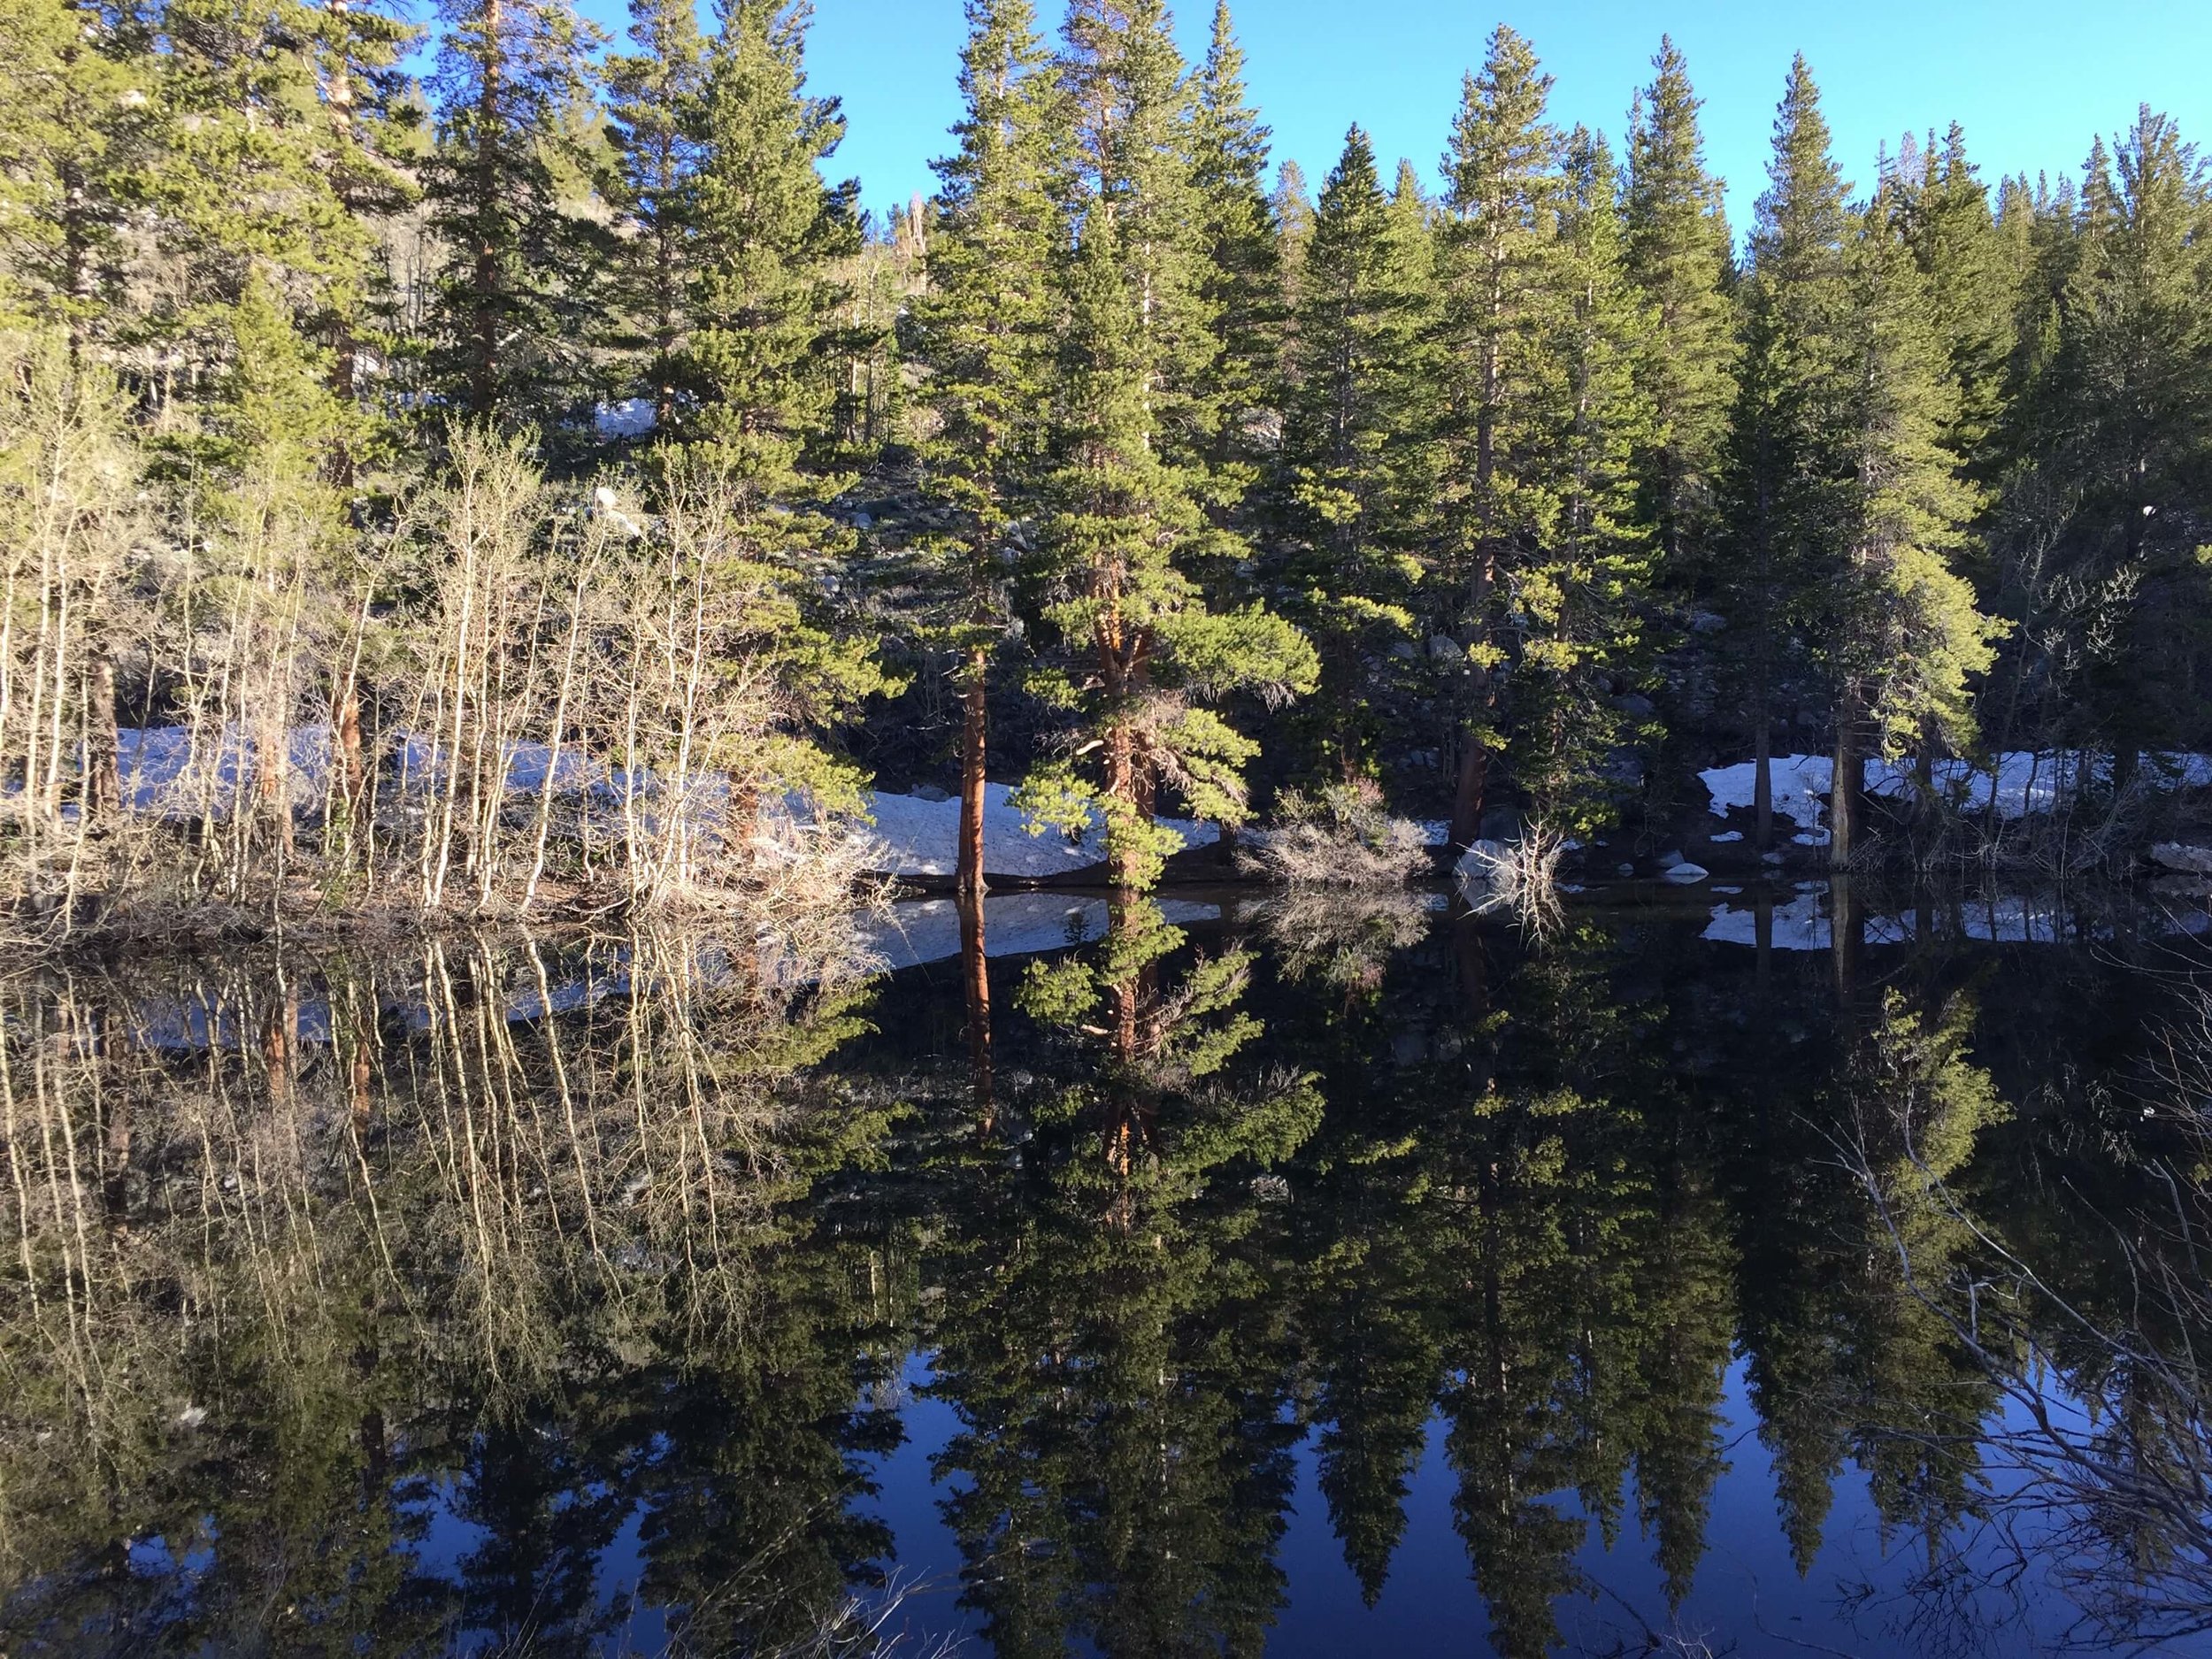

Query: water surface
[4,884,2210,1656]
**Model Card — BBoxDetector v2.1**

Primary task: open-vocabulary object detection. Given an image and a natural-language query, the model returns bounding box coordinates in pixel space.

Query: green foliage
[422,0,611,431]
[603,0,709,428]
[1277,125,1436,780]
[1622,35,1736,570]
[1026,6,1315,889]
[1834,181,2001,754]
[1189,1,1282,477]
[682,0,864,484]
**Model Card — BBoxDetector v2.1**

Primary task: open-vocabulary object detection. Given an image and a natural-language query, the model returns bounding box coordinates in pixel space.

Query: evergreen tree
[421,0,611,432]
[1435,25,1564,844]
[1719,55,1853,851]
[1824,179,1998,864]
[1025,0,1313,890]
[908,0,1062,894]
[1278,125,1435,780]
[683,0,864,477]
[1896,123,2017,476]
[1188,0,1280,480]
[1512,127,1659,834]
[1622,35,1735,574]
[604,0,708,434]
[0,0,146,345]
[2007,111,2212,767]
[1271,156,1316,309]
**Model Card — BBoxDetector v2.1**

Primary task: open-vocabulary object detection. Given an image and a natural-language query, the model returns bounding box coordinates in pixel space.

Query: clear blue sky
[571,0,2212,236]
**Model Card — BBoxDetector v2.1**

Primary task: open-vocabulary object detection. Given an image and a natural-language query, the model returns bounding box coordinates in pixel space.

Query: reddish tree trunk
[958,881,993,1133]
[957,647,987,898]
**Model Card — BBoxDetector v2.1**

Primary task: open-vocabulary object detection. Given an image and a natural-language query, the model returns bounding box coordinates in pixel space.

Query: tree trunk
[335,675,365,819]
[1753,698,1773,854]
[1830,686,1863,872]
[1451,733,1488,848]
[957,647,987,898]
[84,654,119,826]
[958,881,993,1134]
[1831,873,1860,1015]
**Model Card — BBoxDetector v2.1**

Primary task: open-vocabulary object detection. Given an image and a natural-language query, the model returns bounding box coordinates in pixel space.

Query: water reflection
[0,889,2208,1655]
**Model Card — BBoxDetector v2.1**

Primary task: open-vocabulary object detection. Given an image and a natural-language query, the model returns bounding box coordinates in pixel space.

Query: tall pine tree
[1825,178,1998,863]
[1025,0,1315,890]
[1513,127,1660,833]
[909,0,1062,894]
[422,0,611,432]
[684,0,863,477]
[1622,36,1735,578]
[604,0,707,434]
[1436,25,1563,843]
[1188,1,1280,483]
[1279,124,1436,780]
[1720,56,1853,851]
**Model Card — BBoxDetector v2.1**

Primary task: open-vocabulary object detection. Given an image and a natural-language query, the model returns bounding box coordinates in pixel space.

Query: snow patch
[854,782,1209,880]
[595,398,657,439]
[1701,749,2212,839]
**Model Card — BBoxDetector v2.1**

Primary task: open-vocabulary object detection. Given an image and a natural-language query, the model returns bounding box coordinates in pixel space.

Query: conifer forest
[8,1,2212,1655]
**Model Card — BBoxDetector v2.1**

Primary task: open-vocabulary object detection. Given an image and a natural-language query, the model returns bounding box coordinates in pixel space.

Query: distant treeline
[3,0,2208,918]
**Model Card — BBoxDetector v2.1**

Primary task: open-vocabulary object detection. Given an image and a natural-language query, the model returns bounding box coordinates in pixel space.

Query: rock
[849,510,874,531]
[1602,748,1646,787]
[1663,862,1709,884]
[1688,610,1726,635]
[1654,849,1686,871]
[1617,862,1635,877]
[910,783,953,803]
[1610,692,1658,719]
[1454,840,1512,885]
[2151,841,2212,875]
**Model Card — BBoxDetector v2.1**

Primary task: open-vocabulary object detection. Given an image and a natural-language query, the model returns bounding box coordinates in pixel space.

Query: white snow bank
[1699,754,1835,835]
[118,726,332,818]
[1700,750,2212,840]
[595,398,657,439]
[854,783,1210,880]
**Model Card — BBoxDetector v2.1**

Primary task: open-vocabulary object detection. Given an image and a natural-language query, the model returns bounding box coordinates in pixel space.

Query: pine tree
[657,1,885,850]
[908,0,1062,895]
[1188,0,1280,481]
[421,0,611,432]
[1056,0,1213,464]
[1719,56,1853,851]
[1622,35,1735,575]
[0,0,148,343]
[1895,123,2016,477]
[2026,111,2212,766]
[1435,24,1564,844]
[1825,180,1999,864]
[1025,1,1315,891]
[683,0,863,478]
[1271,157,1316,307]
[1513,127,1660,834]
[604,0,708,434]
[1278,125,1435,780]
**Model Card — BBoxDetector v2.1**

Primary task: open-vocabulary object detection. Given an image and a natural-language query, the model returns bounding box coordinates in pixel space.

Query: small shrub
[1239,782,1430,887]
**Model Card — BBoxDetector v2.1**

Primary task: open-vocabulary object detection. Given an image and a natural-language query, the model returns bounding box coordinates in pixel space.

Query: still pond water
[5,882,2212,1656]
